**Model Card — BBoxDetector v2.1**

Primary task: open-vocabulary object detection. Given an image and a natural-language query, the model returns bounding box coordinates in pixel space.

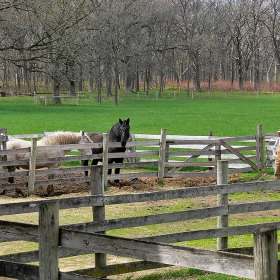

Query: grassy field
[1,90,280,136]
[0,90,279,280]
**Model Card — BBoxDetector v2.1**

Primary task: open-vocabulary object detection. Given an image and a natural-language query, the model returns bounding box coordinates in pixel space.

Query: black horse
[83,118,130,186]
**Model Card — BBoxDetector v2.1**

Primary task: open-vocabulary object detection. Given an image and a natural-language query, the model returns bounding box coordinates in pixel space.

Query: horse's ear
[127,118,130,125]
[119,118,123,124]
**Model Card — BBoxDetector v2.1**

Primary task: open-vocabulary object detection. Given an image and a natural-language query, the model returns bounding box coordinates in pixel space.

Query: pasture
[1,91,280,136]
[0,91,280,279]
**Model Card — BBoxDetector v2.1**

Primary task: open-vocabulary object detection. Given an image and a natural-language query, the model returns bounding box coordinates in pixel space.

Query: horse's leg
[113,158,123,187]
[82,159,89,177]
[107,159,113,187]
[8,166,15,184]
[83,159,99,186]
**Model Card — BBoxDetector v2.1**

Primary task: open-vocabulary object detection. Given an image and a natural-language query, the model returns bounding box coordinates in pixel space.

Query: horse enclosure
[0,124,268,195]
[0,164,279,279]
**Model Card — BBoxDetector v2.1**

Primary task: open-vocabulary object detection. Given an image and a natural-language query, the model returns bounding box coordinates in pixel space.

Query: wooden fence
[0,164,279,279]
[35,95,79,105]
[0,125,265,195]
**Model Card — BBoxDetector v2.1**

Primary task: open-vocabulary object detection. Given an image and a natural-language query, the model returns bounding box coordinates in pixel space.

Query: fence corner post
[254,226,278,280]
[217,160,229,250]
[158,128,167,183]
[39,200,59,280]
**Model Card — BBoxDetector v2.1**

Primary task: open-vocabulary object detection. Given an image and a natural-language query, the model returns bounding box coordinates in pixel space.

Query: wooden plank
[60,230,255,279]
[0,220,38,242]
[103,180,280,205]
[0,260,39,279]
[65,206,227,232]
[165,162,216,167]
[8,134,44,140]
[221,135,256,142]
[2,180,280,216]
[108,172,157,180]
[0,195,104,215]
[164,172,217,178]
[39,201,59,280]
[219,140,258,170]
[91,166,106,268]
[64,200,280,233]
[158,129,167,182]
[166,139,218,145]
[67,261,169,278]
[254,227,278,279]
[60,272,112,279]
[0,247,90,263]
[139,221,280,244]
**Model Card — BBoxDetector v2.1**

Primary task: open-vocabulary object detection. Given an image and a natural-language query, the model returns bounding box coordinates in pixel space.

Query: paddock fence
[0,125,266,195]
[0,164,279,279]
[34,94,79,106]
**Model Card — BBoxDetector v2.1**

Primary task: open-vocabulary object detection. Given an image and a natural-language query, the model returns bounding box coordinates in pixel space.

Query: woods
[1,0,280,102]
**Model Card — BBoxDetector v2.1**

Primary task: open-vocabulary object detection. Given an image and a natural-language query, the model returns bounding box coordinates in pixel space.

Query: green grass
[1,91,280,136]
[123,269,247,280]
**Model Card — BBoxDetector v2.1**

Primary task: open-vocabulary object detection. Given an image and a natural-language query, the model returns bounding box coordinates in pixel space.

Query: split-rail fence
[0,124,268,195]
[0,164,279,279]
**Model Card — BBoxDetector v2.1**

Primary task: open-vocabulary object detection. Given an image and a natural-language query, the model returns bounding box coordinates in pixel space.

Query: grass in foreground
[123,268,248,280]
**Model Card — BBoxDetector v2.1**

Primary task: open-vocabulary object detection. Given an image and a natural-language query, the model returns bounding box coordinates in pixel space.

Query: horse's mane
[109,122,121,142]
[39,131,81,146]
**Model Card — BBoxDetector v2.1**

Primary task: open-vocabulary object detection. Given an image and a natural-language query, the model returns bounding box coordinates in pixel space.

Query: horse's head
[78,131,93,155]
[119,118,130,147]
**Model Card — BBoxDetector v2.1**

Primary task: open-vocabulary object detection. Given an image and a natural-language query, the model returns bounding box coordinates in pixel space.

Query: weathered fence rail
[0,164,279,279]
[0,125,266,194]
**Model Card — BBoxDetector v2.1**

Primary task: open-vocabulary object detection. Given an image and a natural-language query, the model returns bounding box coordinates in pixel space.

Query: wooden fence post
[130,134,137,163]
[91,165,107,272]
[254,226,278,280]
[158,128,167,183]
[102,133,109,188]
[28,138,37,196]
[215,140,222,173]
[217,160,229,250]
[257,124,264,171]
[39,201,59,280]
[208,131,213,171]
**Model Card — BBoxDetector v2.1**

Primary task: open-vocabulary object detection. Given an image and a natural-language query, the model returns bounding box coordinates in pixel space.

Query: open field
[1,90,280,137]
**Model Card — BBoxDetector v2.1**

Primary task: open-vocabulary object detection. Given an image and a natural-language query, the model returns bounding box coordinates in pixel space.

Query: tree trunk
[145,67,150,98]
[158,72,165,98]
[88,62,94,93]
[69,81,75,96]
[135,70,140,93]
[191,51,201,92]
[97,58,102,104]
[52,81,61,104]
[114,57,118,105]
[125,72,134,93]
[104,58,112,98]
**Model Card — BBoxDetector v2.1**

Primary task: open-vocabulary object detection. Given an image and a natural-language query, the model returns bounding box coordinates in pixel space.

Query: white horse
[3,131,92,195]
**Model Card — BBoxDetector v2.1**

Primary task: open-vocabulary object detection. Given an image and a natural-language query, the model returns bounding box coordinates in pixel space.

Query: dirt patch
[0,172,242,198]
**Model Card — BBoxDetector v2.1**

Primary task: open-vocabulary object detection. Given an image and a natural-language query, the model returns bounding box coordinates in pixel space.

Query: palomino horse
[3,131,92,195]
[83,118,130,186]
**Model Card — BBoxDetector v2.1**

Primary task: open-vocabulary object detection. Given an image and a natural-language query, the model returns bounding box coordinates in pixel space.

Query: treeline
[1,0,280,103]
